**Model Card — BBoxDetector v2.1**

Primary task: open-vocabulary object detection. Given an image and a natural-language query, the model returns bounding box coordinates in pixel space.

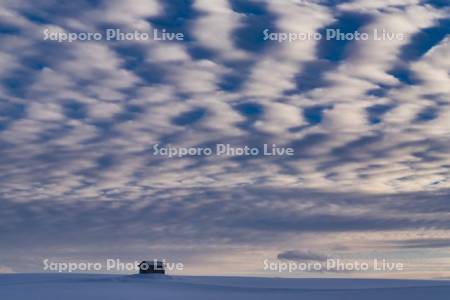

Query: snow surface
[1,274,450,299]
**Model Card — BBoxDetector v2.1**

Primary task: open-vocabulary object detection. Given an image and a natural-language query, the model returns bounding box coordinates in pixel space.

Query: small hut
[138,260,165,274]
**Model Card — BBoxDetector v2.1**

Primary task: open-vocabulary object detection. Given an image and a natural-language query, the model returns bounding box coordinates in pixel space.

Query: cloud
[392,239,450,249]
[192,0,248,60]
[277,250,328,262]
[0,0,449,276]
[0,265,14,273]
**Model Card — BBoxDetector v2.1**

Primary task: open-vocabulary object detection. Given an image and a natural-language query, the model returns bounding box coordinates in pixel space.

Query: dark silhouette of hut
[138,260,165,274]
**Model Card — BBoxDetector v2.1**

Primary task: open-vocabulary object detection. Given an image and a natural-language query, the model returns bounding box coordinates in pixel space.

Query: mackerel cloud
[0,0,449,275]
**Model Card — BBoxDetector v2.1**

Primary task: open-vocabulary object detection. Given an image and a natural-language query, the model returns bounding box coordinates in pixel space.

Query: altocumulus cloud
[0,0,449,276]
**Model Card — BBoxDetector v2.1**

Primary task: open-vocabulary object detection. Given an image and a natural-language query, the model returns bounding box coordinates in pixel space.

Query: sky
[0,0,449,278]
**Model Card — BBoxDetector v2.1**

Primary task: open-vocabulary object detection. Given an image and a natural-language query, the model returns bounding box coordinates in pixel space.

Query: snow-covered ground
[1,274,450,299]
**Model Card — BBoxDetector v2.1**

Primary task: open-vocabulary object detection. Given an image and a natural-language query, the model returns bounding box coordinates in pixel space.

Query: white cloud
[193,0,248,60]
